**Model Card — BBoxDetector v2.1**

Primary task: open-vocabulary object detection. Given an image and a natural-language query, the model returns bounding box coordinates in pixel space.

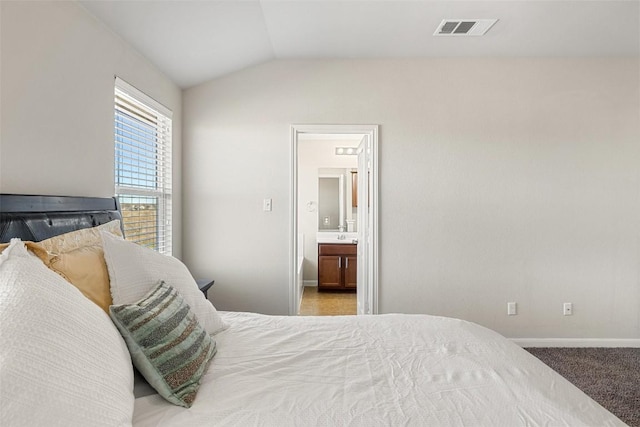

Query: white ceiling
[79,0,640,89]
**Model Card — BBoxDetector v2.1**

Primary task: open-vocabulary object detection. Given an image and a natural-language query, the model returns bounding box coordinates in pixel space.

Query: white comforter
[133,312,623,426]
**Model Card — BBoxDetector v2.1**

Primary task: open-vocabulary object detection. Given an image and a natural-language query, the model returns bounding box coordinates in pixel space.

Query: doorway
[289,124,378,316]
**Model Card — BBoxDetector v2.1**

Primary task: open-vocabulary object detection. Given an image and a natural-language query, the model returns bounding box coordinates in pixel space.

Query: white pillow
[0,239,134,427]
[101,231,227,335]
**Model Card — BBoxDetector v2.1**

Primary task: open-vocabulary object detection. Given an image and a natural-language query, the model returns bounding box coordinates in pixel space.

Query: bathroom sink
[316,232,358,244]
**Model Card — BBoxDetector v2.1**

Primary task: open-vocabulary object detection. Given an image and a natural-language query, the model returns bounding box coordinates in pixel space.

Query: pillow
[0,239,134,426]
[46,245,113,312]
[39,220,123,312]
[101,230,228,335]
[37,219,123,253]
[0,220,123,312]
[110,281,217,408]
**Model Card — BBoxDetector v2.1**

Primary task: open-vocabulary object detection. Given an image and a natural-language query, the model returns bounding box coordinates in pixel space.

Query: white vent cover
[434,19,498,36]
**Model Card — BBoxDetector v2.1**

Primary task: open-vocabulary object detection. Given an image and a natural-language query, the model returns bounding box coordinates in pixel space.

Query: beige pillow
[0,220,123,312]
[37,220,123,253]
[47,246,114,312]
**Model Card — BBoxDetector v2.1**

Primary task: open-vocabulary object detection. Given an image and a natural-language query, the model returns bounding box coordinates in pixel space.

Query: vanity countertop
[317,232,357,244]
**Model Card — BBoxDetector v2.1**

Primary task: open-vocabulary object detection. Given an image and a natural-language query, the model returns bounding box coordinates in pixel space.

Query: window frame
[114,77,173,255]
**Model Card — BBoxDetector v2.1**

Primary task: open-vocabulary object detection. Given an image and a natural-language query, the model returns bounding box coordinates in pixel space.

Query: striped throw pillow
[110,280,217,408]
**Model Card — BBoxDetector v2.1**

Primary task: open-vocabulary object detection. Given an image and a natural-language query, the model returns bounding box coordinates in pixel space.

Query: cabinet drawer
[318,243,357,256]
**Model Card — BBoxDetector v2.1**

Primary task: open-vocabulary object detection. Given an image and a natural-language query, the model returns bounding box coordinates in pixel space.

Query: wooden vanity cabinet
[318,243,357,291]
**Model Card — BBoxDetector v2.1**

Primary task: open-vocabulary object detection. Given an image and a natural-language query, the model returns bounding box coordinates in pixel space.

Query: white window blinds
[114,77,172,255]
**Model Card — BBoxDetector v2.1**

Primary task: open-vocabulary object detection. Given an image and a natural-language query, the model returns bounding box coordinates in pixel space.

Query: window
[114,77,172,255]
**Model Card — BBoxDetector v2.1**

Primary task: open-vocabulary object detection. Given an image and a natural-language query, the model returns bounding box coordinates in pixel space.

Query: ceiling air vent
[434,19,498,36]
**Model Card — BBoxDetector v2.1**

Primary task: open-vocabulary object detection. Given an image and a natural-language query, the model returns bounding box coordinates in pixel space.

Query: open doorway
[289,124,378,316]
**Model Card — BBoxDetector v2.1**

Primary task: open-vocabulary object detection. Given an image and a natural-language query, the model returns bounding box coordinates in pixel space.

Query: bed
[0,194,625,426]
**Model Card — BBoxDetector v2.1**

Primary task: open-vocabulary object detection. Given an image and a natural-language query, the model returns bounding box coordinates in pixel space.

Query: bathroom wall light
[335,147,357,155]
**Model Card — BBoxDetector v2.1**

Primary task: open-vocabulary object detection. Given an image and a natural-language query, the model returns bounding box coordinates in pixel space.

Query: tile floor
[298,286,356,316]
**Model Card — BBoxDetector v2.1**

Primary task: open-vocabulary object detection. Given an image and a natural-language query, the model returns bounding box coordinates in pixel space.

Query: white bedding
[133,312,623,426]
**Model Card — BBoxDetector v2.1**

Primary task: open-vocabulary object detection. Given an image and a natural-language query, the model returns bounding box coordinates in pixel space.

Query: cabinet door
[344,255,357,288]
[318,255,342,288]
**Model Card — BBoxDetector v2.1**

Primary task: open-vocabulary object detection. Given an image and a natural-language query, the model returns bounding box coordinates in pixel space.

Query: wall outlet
[563,302,573,316]
[507,302,517,316]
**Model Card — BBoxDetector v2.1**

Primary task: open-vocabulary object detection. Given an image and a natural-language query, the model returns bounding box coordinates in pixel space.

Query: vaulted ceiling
[80,1,640,88]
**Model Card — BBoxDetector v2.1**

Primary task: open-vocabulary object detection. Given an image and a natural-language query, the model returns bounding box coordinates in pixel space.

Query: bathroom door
[356,136,371,315]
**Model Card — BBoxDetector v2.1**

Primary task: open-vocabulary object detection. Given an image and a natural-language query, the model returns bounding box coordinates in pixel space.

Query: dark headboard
[0,194,123,243]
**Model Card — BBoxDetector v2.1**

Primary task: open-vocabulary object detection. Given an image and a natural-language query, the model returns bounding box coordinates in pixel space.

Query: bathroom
[297,134,360,314]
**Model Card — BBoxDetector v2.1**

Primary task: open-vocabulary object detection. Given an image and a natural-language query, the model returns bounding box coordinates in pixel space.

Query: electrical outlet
[563,303,573,316]
[507,302,517,316]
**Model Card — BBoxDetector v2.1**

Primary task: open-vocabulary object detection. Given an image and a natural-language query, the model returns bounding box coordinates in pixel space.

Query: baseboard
[512,338,640,348]
[303,280,318,287]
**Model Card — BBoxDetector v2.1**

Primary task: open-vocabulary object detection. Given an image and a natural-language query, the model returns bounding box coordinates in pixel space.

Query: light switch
[263,198,272,212]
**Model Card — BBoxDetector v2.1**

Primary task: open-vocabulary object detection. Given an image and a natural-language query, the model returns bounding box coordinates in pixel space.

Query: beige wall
[0,1,183,256]
[184,58,640,339]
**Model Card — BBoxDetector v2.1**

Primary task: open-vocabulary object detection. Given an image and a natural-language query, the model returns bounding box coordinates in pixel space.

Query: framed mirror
[317,169,357,232]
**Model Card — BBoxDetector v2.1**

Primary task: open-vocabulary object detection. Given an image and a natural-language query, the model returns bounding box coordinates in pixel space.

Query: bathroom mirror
[318,176,341,230]
[318,168,357,232]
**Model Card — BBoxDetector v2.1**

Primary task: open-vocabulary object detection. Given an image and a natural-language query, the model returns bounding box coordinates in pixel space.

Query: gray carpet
[526,347,640,426]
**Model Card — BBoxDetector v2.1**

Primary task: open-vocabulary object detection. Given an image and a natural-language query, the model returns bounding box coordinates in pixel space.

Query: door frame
[289,124,379,315]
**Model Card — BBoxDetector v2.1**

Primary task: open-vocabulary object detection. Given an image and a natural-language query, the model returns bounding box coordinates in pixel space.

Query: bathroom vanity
[318,243,357,291]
